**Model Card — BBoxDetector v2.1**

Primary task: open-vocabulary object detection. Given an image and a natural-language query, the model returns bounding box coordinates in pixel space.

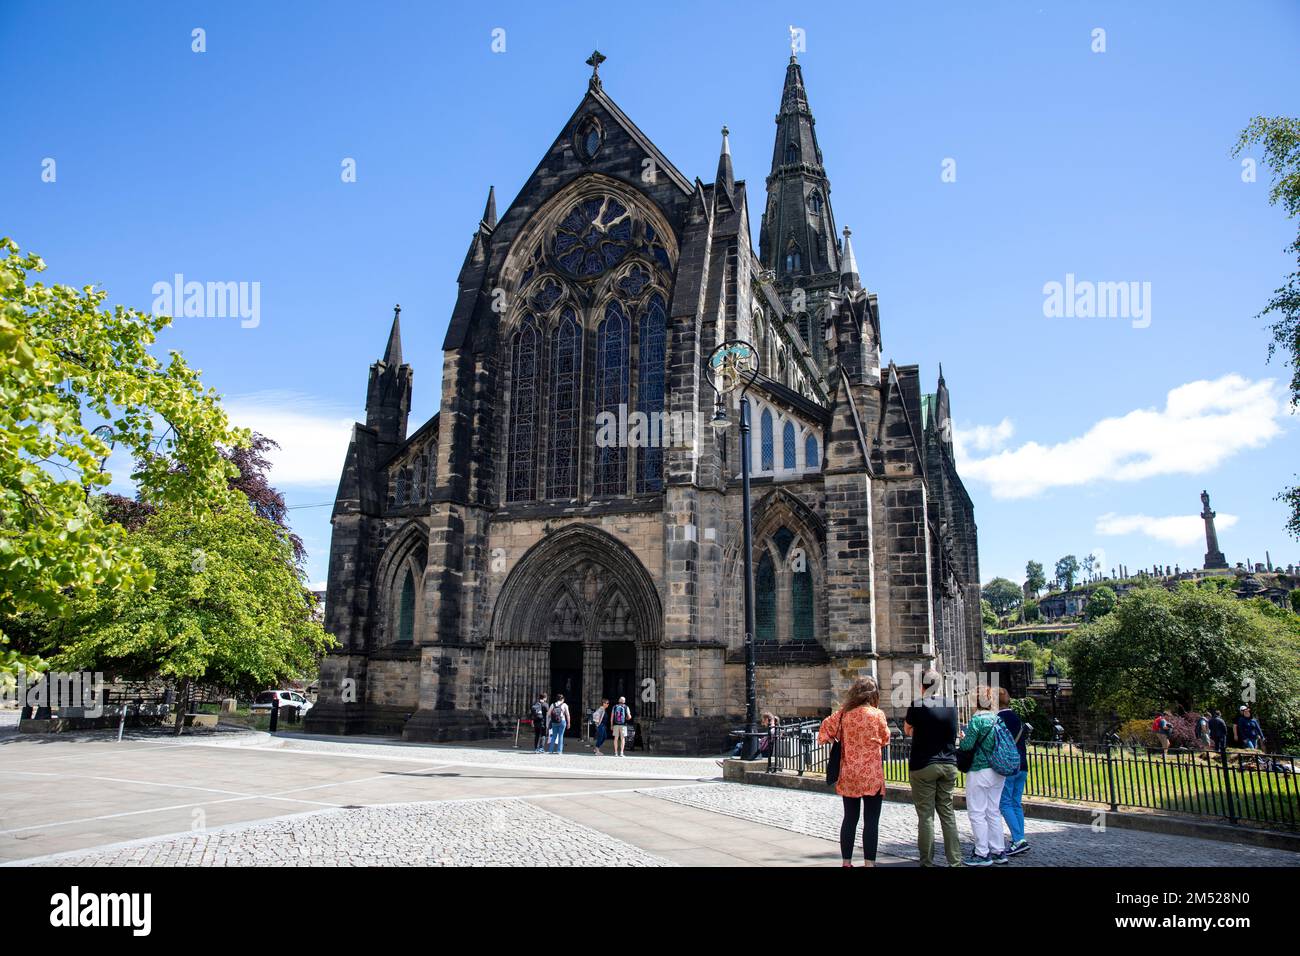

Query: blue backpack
[988,717,1022,776]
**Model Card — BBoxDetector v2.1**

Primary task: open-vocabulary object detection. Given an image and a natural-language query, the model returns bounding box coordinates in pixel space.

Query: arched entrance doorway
[488,526,662,736]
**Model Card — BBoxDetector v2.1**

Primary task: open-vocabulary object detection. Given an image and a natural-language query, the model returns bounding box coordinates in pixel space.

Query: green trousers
[910,762,961,867]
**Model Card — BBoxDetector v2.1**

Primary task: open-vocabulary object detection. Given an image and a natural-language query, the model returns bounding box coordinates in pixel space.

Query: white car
[251,690,312,718]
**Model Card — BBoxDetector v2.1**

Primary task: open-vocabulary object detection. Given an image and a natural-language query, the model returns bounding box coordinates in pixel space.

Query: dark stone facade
[306,54,984,752]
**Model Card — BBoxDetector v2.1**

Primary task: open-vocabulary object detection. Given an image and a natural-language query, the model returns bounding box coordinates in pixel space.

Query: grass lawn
[874,746,1300,827]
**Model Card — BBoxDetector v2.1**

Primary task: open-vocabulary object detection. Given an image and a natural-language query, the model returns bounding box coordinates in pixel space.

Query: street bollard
[269,696,279,733]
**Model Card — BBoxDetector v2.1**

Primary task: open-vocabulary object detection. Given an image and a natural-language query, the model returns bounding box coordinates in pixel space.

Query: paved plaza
[1,724,1296,867]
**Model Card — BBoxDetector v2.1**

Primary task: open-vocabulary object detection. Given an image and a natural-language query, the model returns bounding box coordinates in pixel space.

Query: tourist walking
[546,694,570,754]
[1153,711,1173,756]
[590,698,610,755]
[818,676,891,868]
[903,670,962,867]
[1235,705,1264,750]
[996,686,1030,857]
[958,685,1007,866]
[530,694,549,753]
[610,696,633,757]
[1208,709,1229,754]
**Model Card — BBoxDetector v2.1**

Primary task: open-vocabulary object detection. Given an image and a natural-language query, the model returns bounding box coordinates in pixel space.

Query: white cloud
[1095,511,1239,547]
[225,391,356,487]
[953,418,1014,455]
[955,375,1283,499]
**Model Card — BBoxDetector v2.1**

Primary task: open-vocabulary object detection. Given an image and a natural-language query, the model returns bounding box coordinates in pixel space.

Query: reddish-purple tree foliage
[223,433,306,566]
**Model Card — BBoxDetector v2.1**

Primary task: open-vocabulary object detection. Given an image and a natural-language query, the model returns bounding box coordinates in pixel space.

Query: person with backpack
[610,696,633,757]
[530,694,549,753]
[903,670,962,867]
[818,676,891,867]
[1152,711,1173,756]
[545,694,570,754]
[590,698,610,755]
[957,684,1017,866]
[1195,713,1211,750]
[996,686,1030,857]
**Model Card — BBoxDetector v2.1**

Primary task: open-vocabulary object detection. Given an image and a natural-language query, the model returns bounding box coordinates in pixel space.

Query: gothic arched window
[395,468,409,506]
[507,316,541,501]
[755,551,776,643]
[805,434,819,470]
[785,142,799,164]
[785,244,801,273]
[760,409,774,471]
[783,421,796,470]
[397,569,415,644]
[808,190,823,214]
[547,308,582,498]
[594,300,630,496]
[792,562,814,642]
[636,293,667,493]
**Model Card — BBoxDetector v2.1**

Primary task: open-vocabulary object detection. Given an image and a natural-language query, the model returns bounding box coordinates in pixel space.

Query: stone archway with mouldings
[486,525,663,729]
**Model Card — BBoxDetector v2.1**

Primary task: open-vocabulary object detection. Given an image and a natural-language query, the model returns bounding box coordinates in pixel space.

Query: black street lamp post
[707,341,760,760]
[1044,655,1062,741]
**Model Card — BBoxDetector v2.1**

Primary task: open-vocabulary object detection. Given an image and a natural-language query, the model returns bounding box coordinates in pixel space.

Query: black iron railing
[758,721,1300,830]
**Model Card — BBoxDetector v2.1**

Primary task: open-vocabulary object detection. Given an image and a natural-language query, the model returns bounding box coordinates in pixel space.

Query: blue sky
[3,0,1298,588]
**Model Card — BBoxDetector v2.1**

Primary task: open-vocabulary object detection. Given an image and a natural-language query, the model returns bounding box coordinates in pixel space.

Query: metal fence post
[1105,743,1119,812]
[1220,747,1238,825]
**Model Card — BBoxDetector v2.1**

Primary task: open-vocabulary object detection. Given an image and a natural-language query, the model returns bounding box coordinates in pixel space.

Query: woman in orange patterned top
[818,676,892,867]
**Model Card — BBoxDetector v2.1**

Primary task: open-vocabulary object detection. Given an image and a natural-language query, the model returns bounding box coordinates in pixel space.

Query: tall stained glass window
[547,308,582,498]
[760,409,774,471]
[507,316,541,501]
[636,294,667,493]
[805,434,819,469]
[397,570,415,644]
[594,301,630,495]
[783,421,796,470]
[755,552,776,643]
[793,562,814,642]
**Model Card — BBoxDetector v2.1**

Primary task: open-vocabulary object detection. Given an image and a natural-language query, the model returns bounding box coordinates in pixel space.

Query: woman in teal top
[958,686,1006,865]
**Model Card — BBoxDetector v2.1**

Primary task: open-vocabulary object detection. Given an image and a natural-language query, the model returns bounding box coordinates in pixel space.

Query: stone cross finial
[585,50,606,87]
[394,304,401,320]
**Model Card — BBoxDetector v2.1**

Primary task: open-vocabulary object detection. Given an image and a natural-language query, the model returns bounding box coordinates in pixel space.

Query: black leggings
[840,794,884,862]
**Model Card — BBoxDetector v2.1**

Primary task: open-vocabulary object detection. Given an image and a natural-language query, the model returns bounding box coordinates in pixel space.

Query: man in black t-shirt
[903,671,961,867]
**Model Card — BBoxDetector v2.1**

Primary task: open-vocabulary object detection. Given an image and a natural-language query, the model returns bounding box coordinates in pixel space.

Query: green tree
[1055,555,1080,591]
[981,598,998,630]
[1290,588,1300,613]
[1232,116,1300,538]
[49,500,333,726]
[1025,560,1046,596]
[1085,585,1117,621]
[982,577,1023,616]
[0,239,246,676]
[1022,599,1040,623]
[1065,586,1300,749]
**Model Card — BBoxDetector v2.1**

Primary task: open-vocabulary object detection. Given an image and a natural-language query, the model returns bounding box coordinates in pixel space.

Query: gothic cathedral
[307,52,984,752]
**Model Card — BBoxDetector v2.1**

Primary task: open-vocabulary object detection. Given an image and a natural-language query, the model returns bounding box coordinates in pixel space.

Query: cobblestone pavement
[267,733,725,780]
[646,783,1300,867]
[24,800,673,867]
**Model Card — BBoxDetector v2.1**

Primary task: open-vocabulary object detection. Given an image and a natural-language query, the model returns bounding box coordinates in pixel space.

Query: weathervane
[585,50,606,88]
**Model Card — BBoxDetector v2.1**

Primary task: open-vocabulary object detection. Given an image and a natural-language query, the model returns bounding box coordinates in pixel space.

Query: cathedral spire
[480,185,497,230]
[367,304,412,448]
[759,53,839,280]
[840,226,860,290]
[383,304,403,366]
[715,125,735,202]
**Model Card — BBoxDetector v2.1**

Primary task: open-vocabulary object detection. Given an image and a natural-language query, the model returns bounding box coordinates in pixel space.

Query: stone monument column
[1200,490,1228,570]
